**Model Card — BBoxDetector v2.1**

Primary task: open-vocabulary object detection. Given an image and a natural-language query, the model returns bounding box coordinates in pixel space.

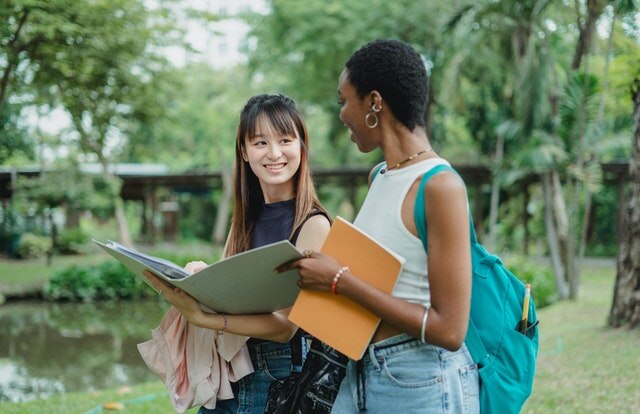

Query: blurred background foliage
[1,0,639,304]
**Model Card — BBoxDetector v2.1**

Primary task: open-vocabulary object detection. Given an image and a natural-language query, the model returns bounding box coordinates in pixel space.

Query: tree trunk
[212,166,233,247]
[0,62,15,107]
[114,196,133,248]
[578,192,593,262]
[64,206,81,229]
[98,158,133,248]
[487,133,505,251]
[609,78,640,328]
[542,172,569,299]
[550,170,578,299]
[572,0,605,70]
[425,76,436,136]
[566,76,590,300]
[0,10,30,106]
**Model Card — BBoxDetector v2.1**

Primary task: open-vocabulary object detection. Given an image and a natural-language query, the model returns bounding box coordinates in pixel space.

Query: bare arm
[144,214,331,343]
[420,172,472,349]
[285,172,471,350]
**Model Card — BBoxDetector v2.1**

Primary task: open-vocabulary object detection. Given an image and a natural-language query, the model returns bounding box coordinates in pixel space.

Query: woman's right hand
[277,251,343,292]
[185,260,208,274]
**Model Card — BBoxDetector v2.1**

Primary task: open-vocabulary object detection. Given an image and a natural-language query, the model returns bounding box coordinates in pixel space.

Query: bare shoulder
[301,214,331,232]
[295,213,331,251]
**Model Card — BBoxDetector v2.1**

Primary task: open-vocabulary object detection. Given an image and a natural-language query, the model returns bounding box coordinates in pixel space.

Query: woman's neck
[261,189,295,204]
[258,179,295,204]
[380,125,434,168]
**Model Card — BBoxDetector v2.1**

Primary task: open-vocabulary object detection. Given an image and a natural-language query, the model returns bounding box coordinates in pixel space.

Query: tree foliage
[245,0,639,302]
[0,101,33,163]
[245,0,461,163]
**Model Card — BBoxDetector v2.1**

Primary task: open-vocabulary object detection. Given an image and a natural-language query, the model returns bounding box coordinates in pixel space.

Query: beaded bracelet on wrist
[331,266,349,294]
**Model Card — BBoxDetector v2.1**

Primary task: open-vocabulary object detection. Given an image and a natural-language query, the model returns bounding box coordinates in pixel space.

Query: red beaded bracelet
[331,266,349,294]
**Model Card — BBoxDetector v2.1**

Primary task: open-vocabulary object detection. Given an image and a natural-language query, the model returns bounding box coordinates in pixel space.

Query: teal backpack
[375,163,540,414]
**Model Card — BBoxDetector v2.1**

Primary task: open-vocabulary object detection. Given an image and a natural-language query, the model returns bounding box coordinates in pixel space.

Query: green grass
[0,383,184,414]
[0,253,105,295]
[1,263,638,413]
[522,264,640,413]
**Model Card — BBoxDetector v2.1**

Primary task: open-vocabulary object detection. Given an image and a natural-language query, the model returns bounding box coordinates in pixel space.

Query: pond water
[0,299,170,403]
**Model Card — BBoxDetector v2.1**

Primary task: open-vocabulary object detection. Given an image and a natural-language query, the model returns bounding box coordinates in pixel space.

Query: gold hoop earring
[365,103,381,128]
[365,112,379,128]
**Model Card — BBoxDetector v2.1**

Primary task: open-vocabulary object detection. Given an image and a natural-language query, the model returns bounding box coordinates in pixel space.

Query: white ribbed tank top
[353,157,451,307]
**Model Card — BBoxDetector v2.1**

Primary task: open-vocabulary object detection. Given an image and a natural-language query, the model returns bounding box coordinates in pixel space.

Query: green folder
[93,239,302,314]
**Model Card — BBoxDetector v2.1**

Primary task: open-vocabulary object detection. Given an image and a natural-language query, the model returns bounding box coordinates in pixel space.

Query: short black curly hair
[345,39,428,130]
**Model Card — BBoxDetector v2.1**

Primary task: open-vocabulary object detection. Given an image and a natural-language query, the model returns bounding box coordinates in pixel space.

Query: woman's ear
[369,90,383,111]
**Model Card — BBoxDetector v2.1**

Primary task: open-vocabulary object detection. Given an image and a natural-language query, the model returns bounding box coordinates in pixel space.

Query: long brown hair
[224,94,327,257]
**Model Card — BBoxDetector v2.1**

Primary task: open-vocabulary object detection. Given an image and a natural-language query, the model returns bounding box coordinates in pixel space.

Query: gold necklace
[380,148,433,174]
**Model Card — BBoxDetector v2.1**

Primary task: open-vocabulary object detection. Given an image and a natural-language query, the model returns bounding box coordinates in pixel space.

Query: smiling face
[337,69,380,153]
[242,115,302,201]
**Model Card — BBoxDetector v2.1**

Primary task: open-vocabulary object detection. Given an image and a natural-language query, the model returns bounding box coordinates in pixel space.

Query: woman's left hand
[144,270,204,323]
[276,251,343,292]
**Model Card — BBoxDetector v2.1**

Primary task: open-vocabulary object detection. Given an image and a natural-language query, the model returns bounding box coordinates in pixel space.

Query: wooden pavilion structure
[0,162,630,246]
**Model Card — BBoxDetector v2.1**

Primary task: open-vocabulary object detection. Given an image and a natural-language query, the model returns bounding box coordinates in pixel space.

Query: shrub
[0,208,22,257]
[44,260,154,301]
[45,265,100,301]
[43,248,214,302]
[17,232,51,259]
[95,260,152,299]
[57,228,90,255]
[504,255,557,308]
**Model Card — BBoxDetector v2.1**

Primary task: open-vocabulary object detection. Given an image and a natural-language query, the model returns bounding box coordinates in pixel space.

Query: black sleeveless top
[247,199,329,368]
[251,199,297,249]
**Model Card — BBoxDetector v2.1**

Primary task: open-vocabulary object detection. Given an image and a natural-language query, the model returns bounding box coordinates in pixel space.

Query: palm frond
[444,4,475,32]
[495,119,522,141]
[612,0,638,15]
[510,130,568,174]
[567,161,603,192]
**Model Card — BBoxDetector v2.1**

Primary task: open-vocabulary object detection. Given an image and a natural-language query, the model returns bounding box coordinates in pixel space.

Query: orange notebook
[288,216,405,360]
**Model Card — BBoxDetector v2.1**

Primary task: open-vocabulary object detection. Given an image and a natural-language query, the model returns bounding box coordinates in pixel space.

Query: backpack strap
[413,165,478,250]
[414,164,453,250]
[413,165,489,365]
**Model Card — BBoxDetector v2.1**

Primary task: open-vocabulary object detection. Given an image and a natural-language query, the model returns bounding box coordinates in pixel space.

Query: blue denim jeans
[198,340,291,414]
[331,334,479,414]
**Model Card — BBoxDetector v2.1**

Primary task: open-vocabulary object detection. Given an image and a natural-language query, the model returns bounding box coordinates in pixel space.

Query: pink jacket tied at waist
[138,306,254,413]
